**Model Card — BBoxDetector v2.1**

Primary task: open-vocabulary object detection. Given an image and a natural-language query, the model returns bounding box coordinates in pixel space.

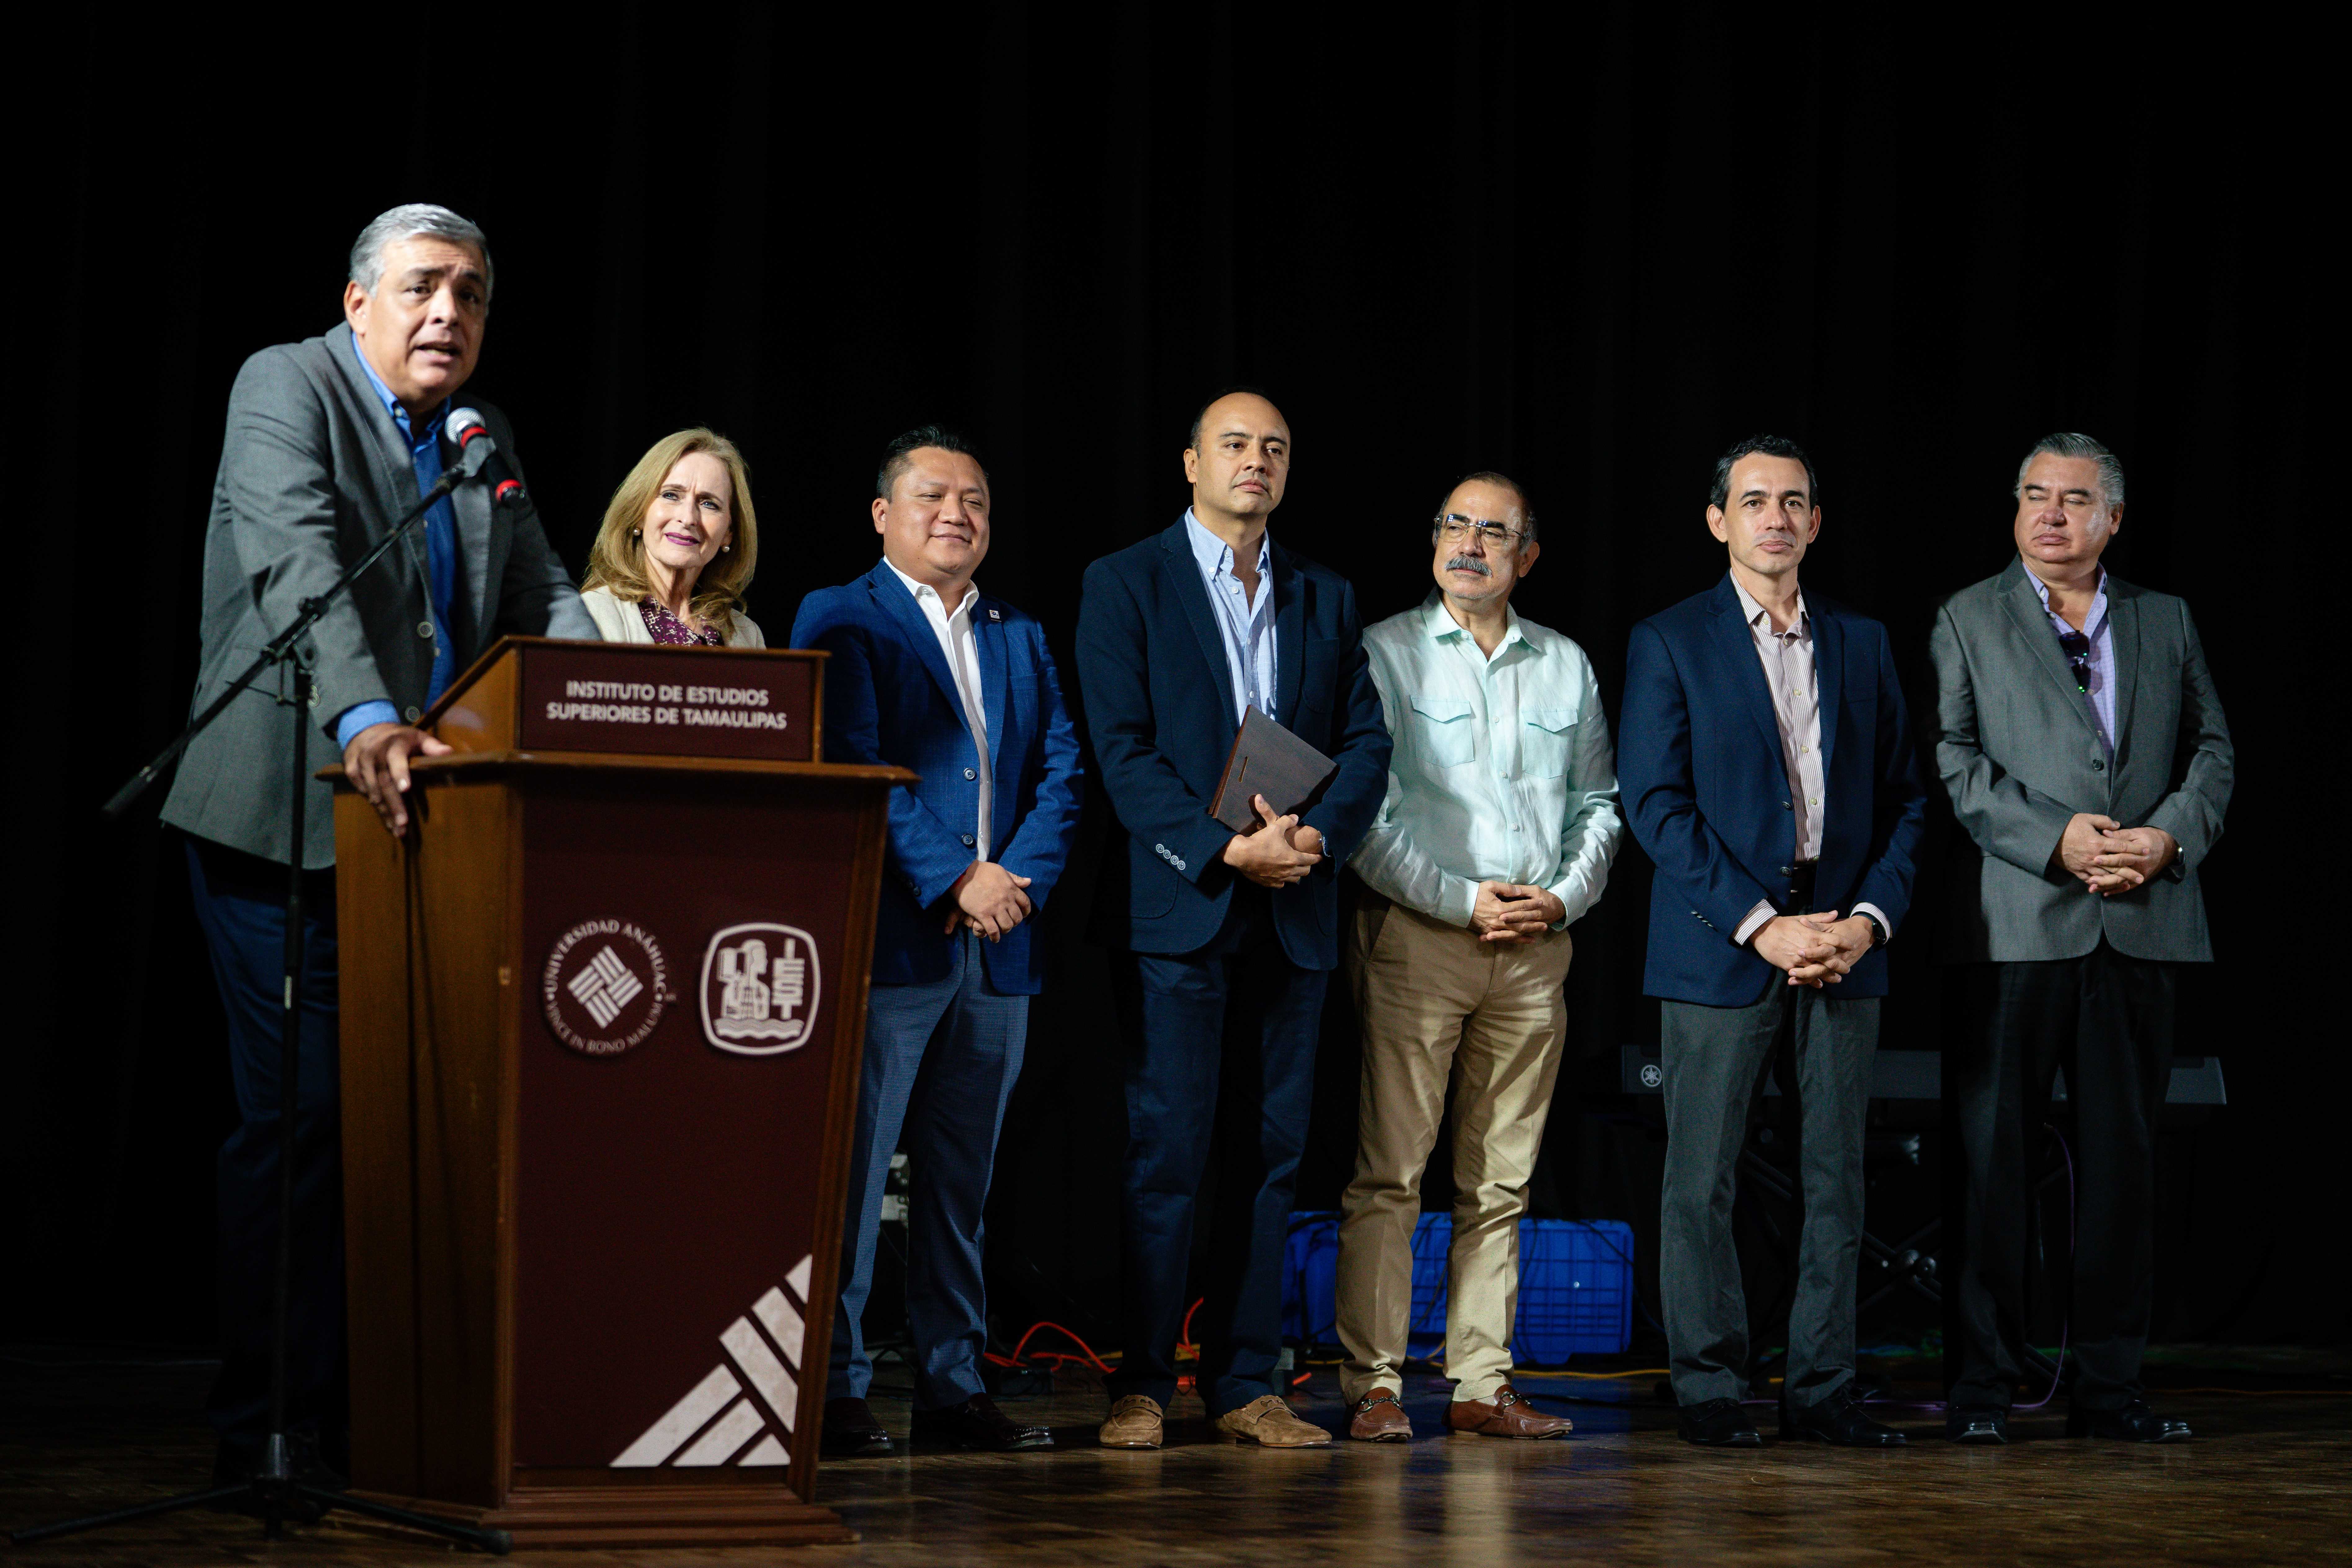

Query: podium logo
[612,1255,812,1469]
[701,924,822,1055]
[542,919,670,1056]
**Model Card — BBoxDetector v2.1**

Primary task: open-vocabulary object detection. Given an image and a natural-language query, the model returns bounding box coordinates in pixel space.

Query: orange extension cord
[981,1323,2334,1399]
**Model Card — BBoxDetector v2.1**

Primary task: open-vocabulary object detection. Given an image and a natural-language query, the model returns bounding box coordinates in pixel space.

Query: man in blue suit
[791,427,1083,1455]
[1619,435,1926,1450]
[1074,389,1391,1450]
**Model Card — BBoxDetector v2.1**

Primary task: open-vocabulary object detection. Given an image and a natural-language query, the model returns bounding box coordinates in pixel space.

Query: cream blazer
[579,585,765,647]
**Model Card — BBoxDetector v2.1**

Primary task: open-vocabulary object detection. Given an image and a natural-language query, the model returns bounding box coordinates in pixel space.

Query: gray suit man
[1930,432,2232,1446]
[160,204,592,1487]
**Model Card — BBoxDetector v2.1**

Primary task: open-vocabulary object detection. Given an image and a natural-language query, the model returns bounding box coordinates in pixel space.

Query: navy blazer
[790,562,1083,995]
[1618,575,1927,1005]
[1074,517,1392,970]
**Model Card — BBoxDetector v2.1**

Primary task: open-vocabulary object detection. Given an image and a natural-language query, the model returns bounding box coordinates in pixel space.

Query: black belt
[1781,859,1818,911]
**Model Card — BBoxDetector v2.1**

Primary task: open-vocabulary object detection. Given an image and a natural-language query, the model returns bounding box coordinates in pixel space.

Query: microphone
[446,407,529,510]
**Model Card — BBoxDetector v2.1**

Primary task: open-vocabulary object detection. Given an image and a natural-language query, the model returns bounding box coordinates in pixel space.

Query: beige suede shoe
[1098,1394,1165,1449]
[1214,1394,1334,1447]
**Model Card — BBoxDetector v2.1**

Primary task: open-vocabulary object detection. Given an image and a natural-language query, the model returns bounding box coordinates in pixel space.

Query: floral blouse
[639,600,723,647]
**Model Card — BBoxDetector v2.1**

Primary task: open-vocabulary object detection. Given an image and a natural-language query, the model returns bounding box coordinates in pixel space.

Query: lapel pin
[988,607,1001,621]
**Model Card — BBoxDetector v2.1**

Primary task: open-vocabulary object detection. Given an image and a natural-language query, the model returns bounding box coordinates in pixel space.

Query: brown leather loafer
[1098,1394,1165,1450]
[1215,1394,1334,1447]
[1444,1383,1571,1439]
[1348,1388,1412,1442]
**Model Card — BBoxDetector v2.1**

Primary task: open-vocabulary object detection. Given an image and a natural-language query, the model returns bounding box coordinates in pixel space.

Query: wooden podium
[328,636,910,1548]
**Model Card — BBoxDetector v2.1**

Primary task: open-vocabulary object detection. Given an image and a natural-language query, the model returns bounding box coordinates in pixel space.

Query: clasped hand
[945,861,1034,941]
[345,721,453,836]
[2056,813,2175,896]
[1221,794,1323,888]
[1752,912,1875,988]
[1471,882,1567,944]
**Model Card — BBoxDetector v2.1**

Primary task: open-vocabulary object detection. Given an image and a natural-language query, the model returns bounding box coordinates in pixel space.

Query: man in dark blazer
[160,205,594,1491]
[1074,389,1390,1450]
[1932,433,2231,1445]
[1619,435,1926,1449]
[792,428,1083,1455]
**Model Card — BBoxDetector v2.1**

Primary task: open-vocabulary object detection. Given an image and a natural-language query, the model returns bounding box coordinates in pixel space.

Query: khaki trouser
[1335,894,1575,1403]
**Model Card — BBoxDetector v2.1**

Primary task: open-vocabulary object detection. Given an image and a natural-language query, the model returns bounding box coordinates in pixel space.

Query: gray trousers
[1660,981,1879,1412]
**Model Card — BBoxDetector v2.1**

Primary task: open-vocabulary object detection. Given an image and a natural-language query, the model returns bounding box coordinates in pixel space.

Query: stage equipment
[1609,1043,2227,1389]
[448,407,527,509]
[1282,1213,1636,1362]
[15,439,515,1553]
[327,636,904,1548]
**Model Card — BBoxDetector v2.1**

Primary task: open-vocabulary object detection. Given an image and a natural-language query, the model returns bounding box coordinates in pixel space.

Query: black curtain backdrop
[14,10,2334,1350]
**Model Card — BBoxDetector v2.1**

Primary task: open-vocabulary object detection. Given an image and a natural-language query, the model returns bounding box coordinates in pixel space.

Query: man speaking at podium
[1075,389,1390,1450]
[161,204,594,1493]
[792,428,1082,1455]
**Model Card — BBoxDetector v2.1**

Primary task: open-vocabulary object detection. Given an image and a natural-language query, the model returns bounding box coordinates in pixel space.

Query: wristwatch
[1859,912,1889,948]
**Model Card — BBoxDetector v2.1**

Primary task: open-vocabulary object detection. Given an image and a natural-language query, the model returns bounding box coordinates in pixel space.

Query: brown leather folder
[1209,705,1340,833]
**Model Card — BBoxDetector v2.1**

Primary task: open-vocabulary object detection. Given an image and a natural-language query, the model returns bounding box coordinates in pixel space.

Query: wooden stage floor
[6,1349,2348,1565]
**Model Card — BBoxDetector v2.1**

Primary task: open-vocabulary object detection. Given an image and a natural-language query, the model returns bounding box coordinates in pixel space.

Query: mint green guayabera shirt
[1349,594,1624,929]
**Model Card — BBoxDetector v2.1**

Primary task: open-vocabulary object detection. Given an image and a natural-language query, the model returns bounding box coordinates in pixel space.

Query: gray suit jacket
[162,322,596,867]
[1929,558,2232,963]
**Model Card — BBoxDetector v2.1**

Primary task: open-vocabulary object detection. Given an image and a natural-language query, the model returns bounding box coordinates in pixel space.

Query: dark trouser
[829,929,1028,1410]
[1108,889,1325,1418]
[182,836,347,1463]
[1660,975,1880,1414]
[1948,942,2175,1413]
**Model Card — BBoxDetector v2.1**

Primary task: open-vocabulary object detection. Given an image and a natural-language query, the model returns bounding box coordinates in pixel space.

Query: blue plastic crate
[1282,1210,1633,1364]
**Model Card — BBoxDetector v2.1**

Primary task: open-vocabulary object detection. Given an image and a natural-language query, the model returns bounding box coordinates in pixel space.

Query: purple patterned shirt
[639,600,723,647]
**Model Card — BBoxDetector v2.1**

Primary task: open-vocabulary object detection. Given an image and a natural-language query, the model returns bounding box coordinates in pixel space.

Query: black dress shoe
[821,1396,895,1457]
[2067,1400,2191,1443]
[1676,1397,1762,1447]
[911,1392,1053,1451]
[1783,1386,1907,1447]
[1946,1406,2009,1445]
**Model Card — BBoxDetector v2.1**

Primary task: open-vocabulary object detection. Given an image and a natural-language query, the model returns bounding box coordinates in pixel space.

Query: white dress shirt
[1350,595,1622,929]
[886,559,992,861]
[1727,575,1890,948]
[1183,508,1278,723]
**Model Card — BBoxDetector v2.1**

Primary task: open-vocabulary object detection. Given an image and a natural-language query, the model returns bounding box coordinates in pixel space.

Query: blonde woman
[580,428,765,646]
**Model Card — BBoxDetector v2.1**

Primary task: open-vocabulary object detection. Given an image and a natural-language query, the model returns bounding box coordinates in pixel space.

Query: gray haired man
[1337,472,1621,1442]
[161,204,593,1493]
[1931,433,2232,1446]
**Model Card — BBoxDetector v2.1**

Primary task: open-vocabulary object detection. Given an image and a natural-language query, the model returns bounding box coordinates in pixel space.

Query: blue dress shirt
[332,337,458,747]
[1183,508,1277,722]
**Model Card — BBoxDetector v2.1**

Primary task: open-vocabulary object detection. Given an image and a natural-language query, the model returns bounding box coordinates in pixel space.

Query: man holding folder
[1075,388,1391,1449]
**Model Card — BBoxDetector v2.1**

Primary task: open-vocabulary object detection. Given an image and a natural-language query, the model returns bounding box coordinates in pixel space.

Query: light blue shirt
[333,337,458,747]
[1350,594,1623,928]
[2026,562,2115,757]
[1184,508,1277,725]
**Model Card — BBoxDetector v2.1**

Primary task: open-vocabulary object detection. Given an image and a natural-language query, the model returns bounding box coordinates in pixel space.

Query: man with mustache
[1334,473,1621,1441]
[1932,434,2231,1446]
[1075,388,1391,1449]
[1618,435,1926,1448]
[161,204,595,1502]
[792,427,1083,1455]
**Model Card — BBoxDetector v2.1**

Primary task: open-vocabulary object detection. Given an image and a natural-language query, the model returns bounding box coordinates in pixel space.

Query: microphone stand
[10,444,512,1554]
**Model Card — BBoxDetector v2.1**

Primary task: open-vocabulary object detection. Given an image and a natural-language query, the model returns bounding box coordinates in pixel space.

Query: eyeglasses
[2055,629,2091,693]
[1432,514,1527,547]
